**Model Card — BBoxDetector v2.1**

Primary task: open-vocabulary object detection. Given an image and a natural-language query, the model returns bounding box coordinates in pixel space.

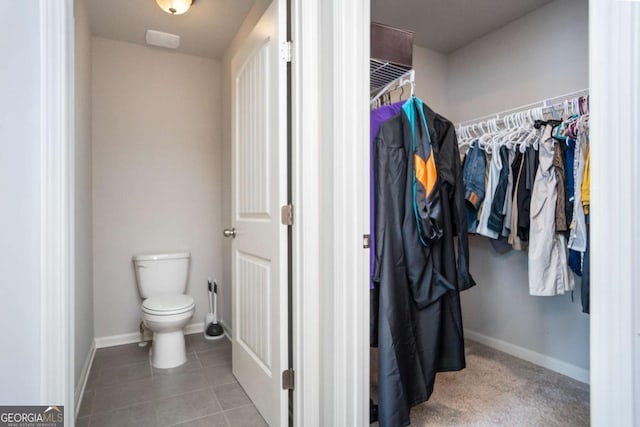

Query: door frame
[290,0,370,425]
[44,0,640,425]
[40,0,75,423]
[588,0,640,424]
[290,0,640,426]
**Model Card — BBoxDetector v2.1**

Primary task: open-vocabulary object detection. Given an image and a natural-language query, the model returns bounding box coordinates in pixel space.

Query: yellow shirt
[582,146,590,215]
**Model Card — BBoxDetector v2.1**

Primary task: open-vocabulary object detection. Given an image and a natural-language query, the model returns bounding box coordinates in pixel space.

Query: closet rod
[457,88,589,127]
[370,69,415,105]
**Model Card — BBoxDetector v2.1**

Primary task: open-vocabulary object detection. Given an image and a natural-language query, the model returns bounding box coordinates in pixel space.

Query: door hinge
[281,40,292,63]
[281,204,294,226]
[363,234,371,249]
[282,369,295,390]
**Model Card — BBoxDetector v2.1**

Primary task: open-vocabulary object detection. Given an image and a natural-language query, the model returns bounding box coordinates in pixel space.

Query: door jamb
[291,0,370,425]
[40,0,75,423]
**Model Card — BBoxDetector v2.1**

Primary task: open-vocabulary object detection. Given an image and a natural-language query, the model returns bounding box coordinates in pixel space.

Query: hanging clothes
[581,214,590,313]
[487,146,511,234]
[462,140,486,232]
[528,125,574,296]
[517,147,538,243]
[370,101,407,347]
[373,97,475,427]
[564,137,576,225]
[580,122,590,313]
[501,149,516,237]
[563,136,583,275]
[456,93,590,307]
[553,138,569,232]
[475,146,501,239]
[568,132,588,253]
[508,151,528,250]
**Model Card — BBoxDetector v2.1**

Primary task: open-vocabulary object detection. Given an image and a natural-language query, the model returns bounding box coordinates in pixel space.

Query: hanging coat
[373,98,475,427]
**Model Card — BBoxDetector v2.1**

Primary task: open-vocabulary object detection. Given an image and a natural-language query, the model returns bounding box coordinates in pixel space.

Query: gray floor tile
[204,363,237,387]
[77,390,94,417]
[92,378,155,414]
[155,387,222,427]
[88,361,152,389]
[196,347,231,368]
[92,343,150,370]
[153,352,203,377]
[75,416,90,427]
[224,405,267,427]
[170,413,228,427]
[89,402,158,427]
[213,383,251,411]
[84,366,100,392]
[186,333,231,354]
[152,370,212,400]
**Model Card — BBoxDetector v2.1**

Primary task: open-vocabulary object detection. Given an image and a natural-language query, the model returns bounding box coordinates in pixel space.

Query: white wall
[92,37,223,338]
[412,45,449,117]
[446,0,589,123]
[444,0,590,373]
[375,45,448,116]
[0,0,42,403]
[74,0,94,386]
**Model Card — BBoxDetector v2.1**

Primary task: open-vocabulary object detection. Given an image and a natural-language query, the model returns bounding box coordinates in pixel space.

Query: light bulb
[156,0,193,15]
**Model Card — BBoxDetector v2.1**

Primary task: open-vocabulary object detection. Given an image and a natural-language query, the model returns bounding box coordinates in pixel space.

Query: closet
[368,1,590,425]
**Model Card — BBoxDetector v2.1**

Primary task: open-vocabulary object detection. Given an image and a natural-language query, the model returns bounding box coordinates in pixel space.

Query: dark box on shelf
[371,22,414,68]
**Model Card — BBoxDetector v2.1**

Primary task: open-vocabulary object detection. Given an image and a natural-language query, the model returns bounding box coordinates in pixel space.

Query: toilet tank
[133,252,190,298]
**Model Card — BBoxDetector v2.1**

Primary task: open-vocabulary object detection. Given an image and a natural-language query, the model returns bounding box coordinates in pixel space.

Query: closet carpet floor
[77,333,266,427]
[371,340,590,427]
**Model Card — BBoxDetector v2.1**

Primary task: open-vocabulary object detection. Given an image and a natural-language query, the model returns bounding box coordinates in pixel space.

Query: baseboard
[186,320,232,342]
[464,329,590,384]
[184,322,204,335]
[95,322,206,349]
[74,341,96,419]
[218,320,232,340]
[95,331,142,348]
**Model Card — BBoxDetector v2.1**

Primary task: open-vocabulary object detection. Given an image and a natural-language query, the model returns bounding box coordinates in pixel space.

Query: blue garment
[462,140,486,232]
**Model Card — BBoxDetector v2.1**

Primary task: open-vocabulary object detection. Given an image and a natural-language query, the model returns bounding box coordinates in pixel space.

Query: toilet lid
[142,294,195,315]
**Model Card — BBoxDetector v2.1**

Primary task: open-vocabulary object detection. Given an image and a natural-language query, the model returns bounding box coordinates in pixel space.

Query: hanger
[579,96,589,115]
[370,69,415,106]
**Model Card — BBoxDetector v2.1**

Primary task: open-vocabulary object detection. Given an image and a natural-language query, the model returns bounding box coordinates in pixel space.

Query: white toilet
[133,252,195,369]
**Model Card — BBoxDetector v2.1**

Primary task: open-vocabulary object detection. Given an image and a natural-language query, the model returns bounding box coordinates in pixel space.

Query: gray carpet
[371,340,590,426]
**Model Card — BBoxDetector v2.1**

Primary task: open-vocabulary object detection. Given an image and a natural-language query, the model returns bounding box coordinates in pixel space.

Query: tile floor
[76,333,267,427]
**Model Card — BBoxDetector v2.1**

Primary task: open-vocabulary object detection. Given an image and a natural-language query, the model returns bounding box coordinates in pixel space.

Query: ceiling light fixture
[156,0,195,15]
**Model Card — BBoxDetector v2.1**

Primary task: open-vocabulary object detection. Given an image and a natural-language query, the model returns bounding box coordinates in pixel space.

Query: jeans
[462,140,486,232]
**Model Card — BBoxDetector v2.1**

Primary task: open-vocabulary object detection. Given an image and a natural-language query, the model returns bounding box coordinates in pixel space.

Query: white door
[229,1,288,426]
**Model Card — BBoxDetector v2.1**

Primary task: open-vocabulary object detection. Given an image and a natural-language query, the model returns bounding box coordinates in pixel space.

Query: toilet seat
[142,294,195,316]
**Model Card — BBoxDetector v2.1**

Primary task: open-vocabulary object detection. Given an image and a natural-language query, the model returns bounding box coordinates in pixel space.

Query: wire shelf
[370,59,412,94]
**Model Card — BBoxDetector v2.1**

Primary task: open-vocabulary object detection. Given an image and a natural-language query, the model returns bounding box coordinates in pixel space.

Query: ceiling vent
[145,30,181,49]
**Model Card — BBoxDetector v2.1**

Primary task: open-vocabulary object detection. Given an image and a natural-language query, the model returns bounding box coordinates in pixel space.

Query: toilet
[133,252,195,369]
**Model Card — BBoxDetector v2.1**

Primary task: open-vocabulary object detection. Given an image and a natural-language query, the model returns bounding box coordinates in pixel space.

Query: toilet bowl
[142,294,195,369]
[133,252,193,369]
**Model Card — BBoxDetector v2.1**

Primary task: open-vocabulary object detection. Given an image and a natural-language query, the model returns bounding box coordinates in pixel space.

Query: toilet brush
[204,278,224,340]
